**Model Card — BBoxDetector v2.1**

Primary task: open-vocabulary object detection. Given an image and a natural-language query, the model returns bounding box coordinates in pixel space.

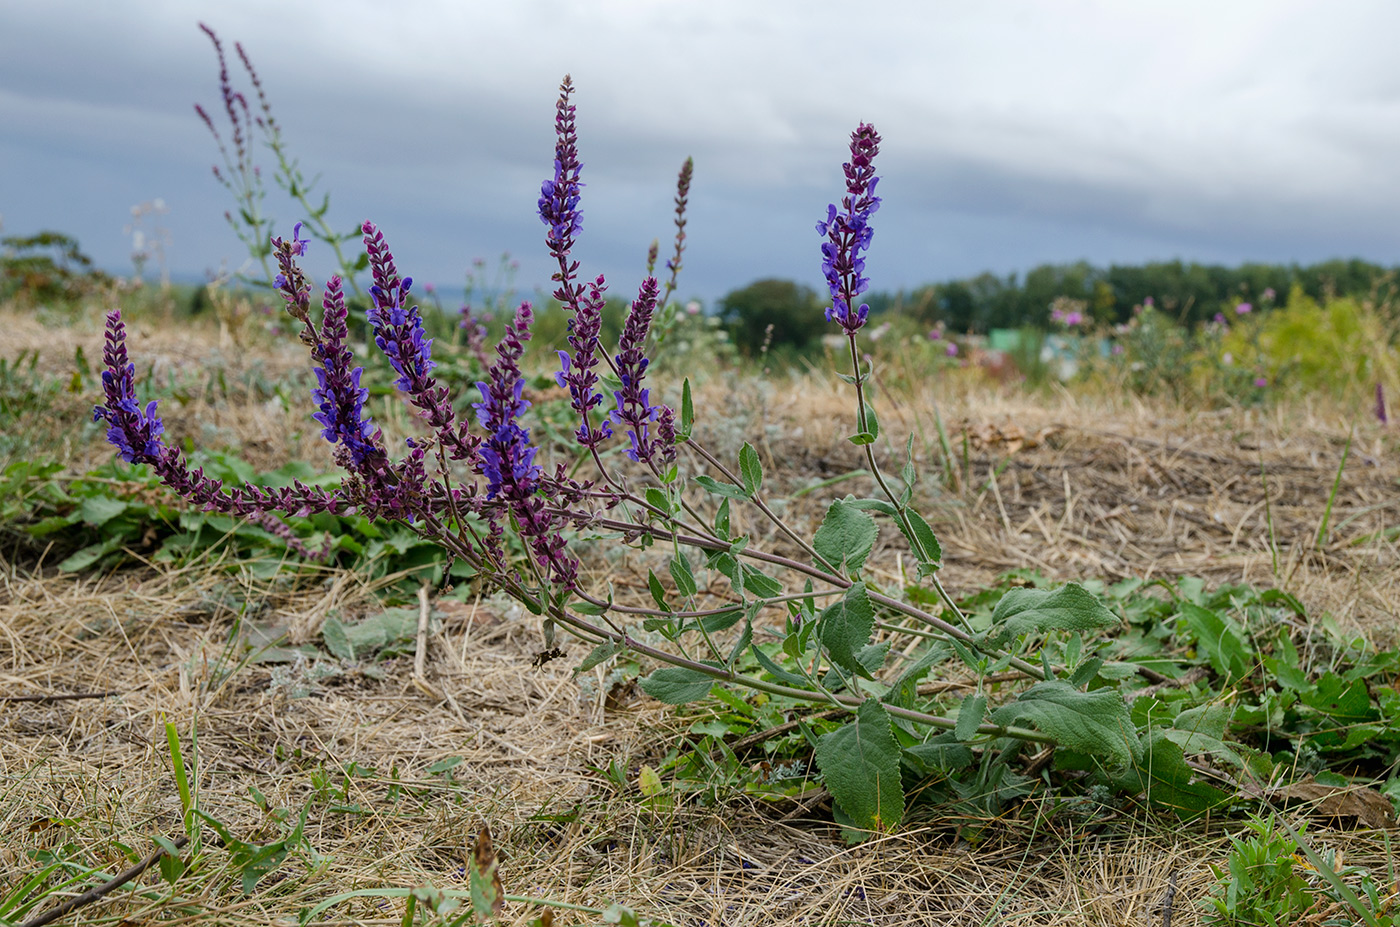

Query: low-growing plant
[89,72,1400,844]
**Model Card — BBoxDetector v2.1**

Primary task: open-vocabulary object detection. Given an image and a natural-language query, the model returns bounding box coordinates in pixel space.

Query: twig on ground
[0,690,121,703]
[20,834,189,927]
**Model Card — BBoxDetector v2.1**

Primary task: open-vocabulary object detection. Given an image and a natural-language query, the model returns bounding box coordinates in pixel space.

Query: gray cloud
[3,0,1399,308]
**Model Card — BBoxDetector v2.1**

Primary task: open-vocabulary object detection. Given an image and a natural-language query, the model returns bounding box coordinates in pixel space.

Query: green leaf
[639,667,716,704]
[574,640,622,675]
[741,566,783,599]
[751,644,810,688]
[815,699,904,834]
[1180,602,1252,682]
[668,553,697,598]
[644,487,669,514]
[680,379,694,438]
[738,442,762,496]
[955,693,987,742]
[986,583,1120,646]
[903,734,974,773]
[647,569,669,611]
[57,536,123,573]
[813,498,878,574]
[714,497,731,539]
[991,680,1139,768]
[694,474,747,499]
[1115,731,1232,818]
[819,583,875,678]
[79,495,129,526]
[1302,672,1376,722]
[898,510,942,572]
[862,402,880,440]
[1163,702,1247,769]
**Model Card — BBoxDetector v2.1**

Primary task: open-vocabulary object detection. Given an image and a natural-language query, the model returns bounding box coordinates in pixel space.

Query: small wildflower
[1263,287,1276,301]
[1236,302,1252,315]
[1143,296,1154,307]
[946,342,958,357]
[556,275,613,448]
[1254,376,1268,388]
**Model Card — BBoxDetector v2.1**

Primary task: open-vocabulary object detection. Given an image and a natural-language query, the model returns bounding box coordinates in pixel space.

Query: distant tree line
[718,259,1400,354]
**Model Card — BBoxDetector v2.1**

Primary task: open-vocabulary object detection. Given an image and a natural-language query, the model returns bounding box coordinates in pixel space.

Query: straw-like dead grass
[4,303,1400,925]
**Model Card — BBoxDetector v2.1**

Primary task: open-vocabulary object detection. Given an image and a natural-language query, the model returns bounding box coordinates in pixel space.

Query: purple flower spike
[360,222,460,440]
[556,275,613,448]
[817,123,882,336]
[93,310,165,465]
[312,276,385,469]
[539,75,584,265]
[271,225,313,322]
[610,277,667,463]
[475,303,541,499]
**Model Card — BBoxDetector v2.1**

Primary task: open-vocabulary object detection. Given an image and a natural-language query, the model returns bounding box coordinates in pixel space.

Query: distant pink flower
[1254,376,1268,388]
[928,329,942,340]
[685,301,701,316]
[1236,302,1252,315]
[424,282,436,294]
[1262,288,1276,301]
[1111,343,1124,355]
[1143,297,1154,307]
[1214,313,1226,325]
[945,342,958,357]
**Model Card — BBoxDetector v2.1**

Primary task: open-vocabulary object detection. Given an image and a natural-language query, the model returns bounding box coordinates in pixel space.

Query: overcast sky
[4,0,1400,308]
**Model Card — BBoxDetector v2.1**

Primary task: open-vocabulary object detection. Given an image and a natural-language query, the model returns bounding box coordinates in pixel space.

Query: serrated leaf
[986,583,1120,646]
[738,443,762,496]
[639,667,715,704]
[819,583,875,679]
[694,474,747,499]
[669,552,697,598]
[815,699,904,835]
[574,640,622,675]
[955,693,987,742]
[813,498,878,574]
[991,680,1139,768]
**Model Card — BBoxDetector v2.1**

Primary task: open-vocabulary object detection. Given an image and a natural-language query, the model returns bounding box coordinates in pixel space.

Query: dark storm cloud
[4,0,1400,306]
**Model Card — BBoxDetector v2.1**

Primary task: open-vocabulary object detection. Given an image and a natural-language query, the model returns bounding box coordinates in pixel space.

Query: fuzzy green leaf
[574,640,622,675]
[955,693,987,742]
[819,583,875,678]
[640,667,716,704]
[987,583,1119,646]
[694,474,747,499]
[1116,731,1232,818]
[813,498,878,574]
[898,509,942,572]
[815,699,904,835]
[991,680,1139,768]
[738,443,763,496]
[669,552,697,598]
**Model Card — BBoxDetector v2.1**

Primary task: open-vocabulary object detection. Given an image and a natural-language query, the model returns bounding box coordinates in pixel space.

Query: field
[4,293,1400,927]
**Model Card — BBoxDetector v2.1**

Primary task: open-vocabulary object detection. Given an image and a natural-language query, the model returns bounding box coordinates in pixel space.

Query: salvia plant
[98,74,1154,839]
[195,24,367,296]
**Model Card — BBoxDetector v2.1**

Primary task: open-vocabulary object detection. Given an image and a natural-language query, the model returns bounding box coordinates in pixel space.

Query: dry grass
[4,302,1400,925]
